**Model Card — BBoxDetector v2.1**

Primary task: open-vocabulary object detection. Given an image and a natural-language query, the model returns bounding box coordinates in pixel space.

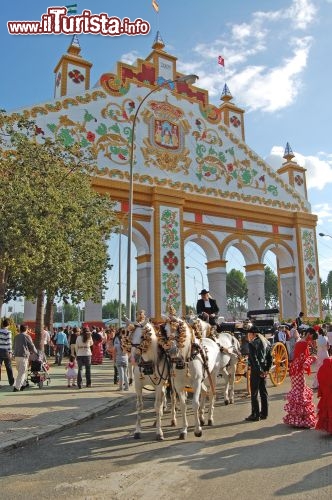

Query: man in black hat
[245,326,272,422]
[196,289,219,326]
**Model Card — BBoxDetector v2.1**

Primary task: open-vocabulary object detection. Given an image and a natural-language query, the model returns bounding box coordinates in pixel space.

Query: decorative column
[23,299,37,328]
[278,266,297,319]
[297,227,321,318]
[207,259,228,317]
[245,263,266,311]
[137,254,152,317]
[152,189,185,320]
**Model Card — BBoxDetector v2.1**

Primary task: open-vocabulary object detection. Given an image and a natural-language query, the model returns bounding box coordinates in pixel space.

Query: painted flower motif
[163,251,178,271]
[227,163,234,172]
[68,69,85,84]
[230,115,241,128]
[86,131,96,142]
[306,264,316,280]
[35,126,45,135]
[295,174,304,186]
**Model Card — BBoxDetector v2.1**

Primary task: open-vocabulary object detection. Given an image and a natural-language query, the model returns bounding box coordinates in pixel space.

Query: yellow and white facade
[21,34,321,323]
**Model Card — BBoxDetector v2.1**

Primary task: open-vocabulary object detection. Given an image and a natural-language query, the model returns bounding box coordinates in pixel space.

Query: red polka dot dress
[283,341,317,429]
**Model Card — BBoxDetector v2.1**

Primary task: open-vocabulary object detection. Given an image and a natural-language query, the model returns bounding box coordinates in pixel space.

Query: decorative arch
[260,239,294,267]
[183,229,220,261]
[221,234,260,266]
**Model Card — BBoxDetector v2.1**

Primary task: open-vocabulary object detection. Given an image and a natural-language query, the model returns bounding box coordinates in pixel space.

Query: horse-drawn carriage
[219,308,289,389]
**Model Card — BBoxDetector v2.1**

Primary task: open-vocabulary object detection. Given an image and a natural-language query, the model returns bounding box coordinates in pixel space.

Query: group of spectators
[0,319,124,392]
[244,312,332,435]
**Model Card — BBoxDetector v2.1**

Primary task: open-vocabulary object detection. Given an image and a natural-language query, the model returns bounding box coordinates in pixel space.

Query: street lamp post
[185,265,204,291]
[126,74,199,319]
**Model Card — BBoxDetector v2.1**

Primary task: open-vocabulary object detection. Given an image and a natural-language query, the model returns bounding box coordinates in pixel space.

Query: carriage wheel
[235,358,247,383]
[269,342,288,386]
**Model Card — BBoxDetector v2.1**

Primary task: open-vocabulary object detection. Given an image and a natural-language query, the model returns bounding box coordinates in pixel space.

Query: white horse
[158,308,222,439]
[213,331,241,405]
[187,315,241,405]
[123,315,168,441]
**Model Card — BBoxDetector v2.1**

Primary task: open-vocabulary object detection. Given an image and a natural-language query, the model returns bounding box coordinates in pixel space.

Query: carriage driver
[196,289,220,326]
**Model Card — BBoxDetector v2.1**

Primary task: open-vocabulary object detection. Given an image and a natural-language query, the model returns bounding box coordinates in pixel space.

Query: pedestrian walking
[312,327,329,390]
[286,321,301,361]
[0,318,15,387]
[65,355,78,387]
[283,328,318,428]
[75,327,93,389]
[315,357,332,435]
[245,326,272,421]
[54,326,69,366]
[13,324,38,392]
[113,328,129,391]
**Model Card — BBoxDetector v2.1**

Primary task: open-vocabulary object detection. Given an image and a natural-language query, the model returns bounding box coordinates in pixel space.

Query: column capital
[245,263,265,273]
[137,254,151,265]
[279,266,296,275]
[207,259,227,270]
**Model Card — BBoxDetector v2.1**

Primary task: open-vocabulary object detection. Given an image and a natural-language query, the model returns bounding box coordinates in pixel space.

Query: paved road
[0,375,331,500]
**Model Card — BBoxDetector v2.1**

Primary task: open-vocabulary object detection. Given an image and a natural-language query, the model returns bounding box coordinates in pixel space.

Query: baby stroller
[28,351,51,389]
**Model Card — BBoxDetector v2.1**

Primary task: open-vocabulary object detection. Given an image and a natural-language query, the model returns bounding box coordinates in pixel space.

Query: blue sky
[2,0,332,313]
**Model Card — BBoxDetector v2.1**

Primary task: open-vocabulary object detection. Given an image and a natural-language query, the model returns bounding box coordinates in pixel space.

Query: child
[113,329,129,391]
[65,355,78,387]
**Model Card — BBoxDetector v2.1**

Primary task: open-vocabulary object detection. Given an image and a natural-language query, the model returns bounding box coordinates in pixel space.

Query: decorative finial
[152,30,165,50]
[283,142,295,161]
[220,83,232,102]
[67,34,81,56]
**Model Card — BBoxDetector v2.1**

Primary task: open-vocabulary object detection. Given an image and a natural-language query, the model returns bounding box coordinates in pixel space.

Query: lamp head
[177,74,199,85]
[319,233,325,237]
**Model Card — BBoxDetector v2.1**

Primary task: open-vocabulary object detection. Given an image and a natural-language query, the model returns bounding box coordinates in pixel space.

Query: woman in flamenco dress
[283,330,317,428]
[315,357,332,434]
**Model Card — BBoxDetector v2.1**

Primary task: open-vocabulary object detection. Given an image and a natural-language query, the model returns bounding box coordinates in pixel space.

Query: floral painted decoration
[163,251,179,271]
[68,69,85,84]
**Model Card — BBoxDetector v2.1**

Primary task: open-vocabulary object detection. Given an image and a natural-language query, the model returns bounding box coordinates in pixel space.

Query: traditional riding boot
[245,414,260,421]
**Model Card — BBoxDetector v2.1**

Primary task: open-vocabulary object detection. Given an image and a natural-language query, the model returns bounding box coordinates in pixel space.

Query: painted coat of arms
[142,98,191,174]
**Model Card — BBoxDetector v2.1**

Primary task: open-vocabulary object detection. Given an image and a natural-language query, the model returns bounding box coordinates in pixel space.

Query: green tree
[226,269,247,317]
[102,299,125,319]
[264,266,279,308]
[0,112,119,348]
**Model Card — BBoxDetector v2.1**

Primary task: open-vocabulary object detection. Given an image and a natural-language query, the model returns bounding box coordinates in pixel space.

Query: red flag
[152,0,159,12]
[218,55,225,67]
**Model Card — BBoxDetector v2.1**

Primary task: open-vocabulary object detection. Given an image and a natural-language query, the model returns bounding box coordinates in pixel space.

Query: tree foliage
[264,266,278,308]
[0,111,119,347]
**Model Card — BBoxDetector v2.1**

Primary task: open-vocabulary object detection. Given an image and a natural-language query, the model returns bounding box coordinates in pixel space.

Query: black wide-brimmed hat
[199,289,209,295]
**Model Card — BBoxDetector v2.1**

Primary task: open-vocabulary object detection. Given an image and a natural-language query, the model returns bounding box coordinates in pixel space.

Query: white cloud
[190,0,315,112]
[265,146,332,190]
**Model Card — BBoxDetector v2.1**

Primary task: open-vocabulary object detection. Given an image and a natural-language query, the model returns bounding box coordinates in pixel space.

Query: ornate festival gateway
[18,32,321,325]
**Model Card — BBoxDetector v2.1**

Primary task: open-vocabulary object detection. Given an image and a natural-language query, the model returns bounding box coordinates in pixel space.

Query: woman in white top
[312,327,329,390]
[287,321,300,361]
[75,327,93,389]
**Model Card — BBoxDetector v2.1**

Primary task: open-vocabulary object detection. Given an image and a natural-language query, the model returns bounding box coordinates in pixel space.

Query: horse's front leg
[207,372,217,426]
[228,356,237,404]
[220,366,230,405]
[199,388,207,426]
[154,385,165,441]
[134,385,143,439]
[170,387,177,427]
[174,383,188,440]
[191,378,203,437]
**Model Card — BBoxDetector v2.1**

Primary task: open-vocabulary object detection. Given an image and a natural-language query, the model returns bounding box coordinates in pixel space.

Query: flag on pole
[66,4,78,14]
[152,0,159,13]
[218,55,225,67]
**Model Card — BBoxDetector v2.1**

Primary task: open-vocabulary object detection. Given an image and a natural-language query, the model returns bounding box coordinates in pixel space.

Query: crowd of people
[1,311,332,435]
[243,314,332,435]
[0,320,129,392]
